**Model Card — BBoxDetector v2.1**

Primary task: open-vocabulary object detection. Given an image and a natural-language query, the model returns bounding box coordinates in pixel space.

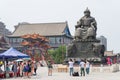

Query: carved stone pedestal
[67,39,100,59]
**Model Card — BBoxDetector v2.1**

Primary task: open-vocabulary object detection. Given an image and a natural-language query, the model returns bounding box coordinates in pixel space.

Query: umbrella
[16,59,23,62]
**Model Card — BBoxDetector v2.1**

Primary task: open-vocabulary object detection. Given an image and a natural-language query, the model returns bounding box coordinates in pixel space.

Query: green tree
[48,45,66,64]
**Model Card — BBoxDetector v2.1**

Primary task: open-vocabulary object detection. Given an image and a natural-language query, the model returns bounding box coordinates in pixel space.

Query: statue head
[84,8,90,17]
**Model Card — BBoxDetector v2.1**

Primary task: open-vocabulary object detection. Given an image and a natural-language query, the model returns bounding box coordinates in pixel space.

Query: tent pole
[3,56,6,78]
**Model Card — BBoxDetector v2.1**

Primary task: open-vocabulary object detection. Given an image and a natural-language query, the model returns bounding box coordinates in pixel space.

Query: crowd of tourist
[68,57,118,77]
[0,57,118,79]
[68,58,90,77]
[0,60,39,78]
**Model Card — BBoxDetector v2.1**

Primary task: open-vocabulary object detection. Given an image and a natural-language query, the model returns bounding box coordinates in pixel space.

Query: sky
[0,0,120,53]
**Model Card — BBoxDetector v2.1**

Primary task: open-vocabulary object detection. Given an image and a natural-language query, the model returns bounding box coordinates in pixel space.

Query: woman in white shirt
[68,59,74,76]
[86,60,90,74]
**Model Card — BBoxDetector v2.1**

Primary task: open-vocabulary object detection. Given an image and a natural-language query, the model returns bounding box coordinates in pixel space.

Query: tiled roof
[9,22,68,37]
[104,51,116,56]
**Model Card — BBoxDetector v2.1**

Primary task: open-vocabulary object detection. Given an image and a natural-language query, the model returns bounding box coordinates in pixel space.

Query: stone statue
[74,8,97,40]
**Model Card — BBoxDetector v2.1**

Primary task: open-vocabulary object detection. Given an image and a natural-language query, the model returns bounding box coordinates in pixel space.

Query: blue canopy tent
[0,47,30,73]
[0,47,30,59]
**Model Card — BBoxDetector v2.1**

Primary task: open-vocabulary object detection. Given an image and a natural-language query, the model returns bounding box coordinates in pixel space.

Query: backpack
[72,72,79,76]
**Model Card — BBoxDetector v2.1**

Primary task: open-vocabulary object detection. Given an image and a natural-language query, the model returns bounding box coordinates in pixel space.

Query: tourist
[12,61,17,77]
[23,62,27,78]
[19,61,23,77]
[85,60,90,74]
[6,64,10,78]
[31,61,34,75]
[78,58,81,65]
[0,61,3,66]
[0,66,3,73]
[106,57,112,66]
[27,60,32,78]
[47,60,53,76]
[110,58,112,65]
[68,59,74,76]
[79,59,85,76]
[17,63,20,77]
[34,61,38,75]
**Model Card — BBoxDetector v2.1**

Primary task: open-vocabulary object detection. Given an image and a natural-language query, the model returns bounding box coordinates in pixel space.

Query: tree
[48,45,66,64]
[21,33,50,61]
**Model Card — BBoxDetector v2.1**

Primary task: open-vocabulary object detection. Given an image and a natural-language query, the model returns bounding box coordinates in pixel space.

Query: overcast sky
[0,0,120,53]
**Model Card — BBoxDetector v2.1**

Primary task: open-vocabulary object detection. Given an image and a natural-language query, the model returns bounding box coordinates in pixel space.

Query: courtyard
[3,65,120,80]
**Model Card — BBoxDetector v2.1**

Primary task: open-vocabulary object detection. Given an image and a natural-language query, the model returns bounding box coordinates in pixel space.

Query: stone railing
[52,64,120,73]
[52,64,68,72]
[90,64,119,73]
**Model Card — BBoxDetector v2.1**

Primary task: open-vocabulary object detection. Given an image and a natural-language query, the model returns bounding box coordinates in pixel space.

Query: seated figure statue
[74,8,97,40]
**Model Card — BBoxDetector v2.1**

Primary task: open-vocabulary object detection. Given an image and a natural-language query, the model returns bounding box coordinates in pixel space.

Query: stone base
[67,39,100,59]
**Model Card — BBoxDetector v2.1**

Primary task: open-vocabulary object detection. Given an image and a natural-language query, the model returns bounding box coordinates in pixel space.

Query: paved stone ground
[2,66,120,80]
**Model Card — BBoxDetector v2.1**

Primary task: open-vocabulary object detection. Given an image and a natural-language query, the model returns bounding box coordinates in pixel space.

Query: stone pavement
[2,66,120,80]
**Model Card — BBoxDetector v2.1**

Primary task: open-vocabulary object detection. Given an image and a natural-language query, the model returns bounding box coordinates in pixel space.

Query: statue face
[84,12,90,17]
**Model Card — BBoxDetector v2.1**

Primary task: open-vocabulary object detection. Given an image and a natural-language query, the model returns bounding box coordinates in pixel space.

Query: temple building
[7,22,73,49]
[0,21,12,52]
[0,21,12,36]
